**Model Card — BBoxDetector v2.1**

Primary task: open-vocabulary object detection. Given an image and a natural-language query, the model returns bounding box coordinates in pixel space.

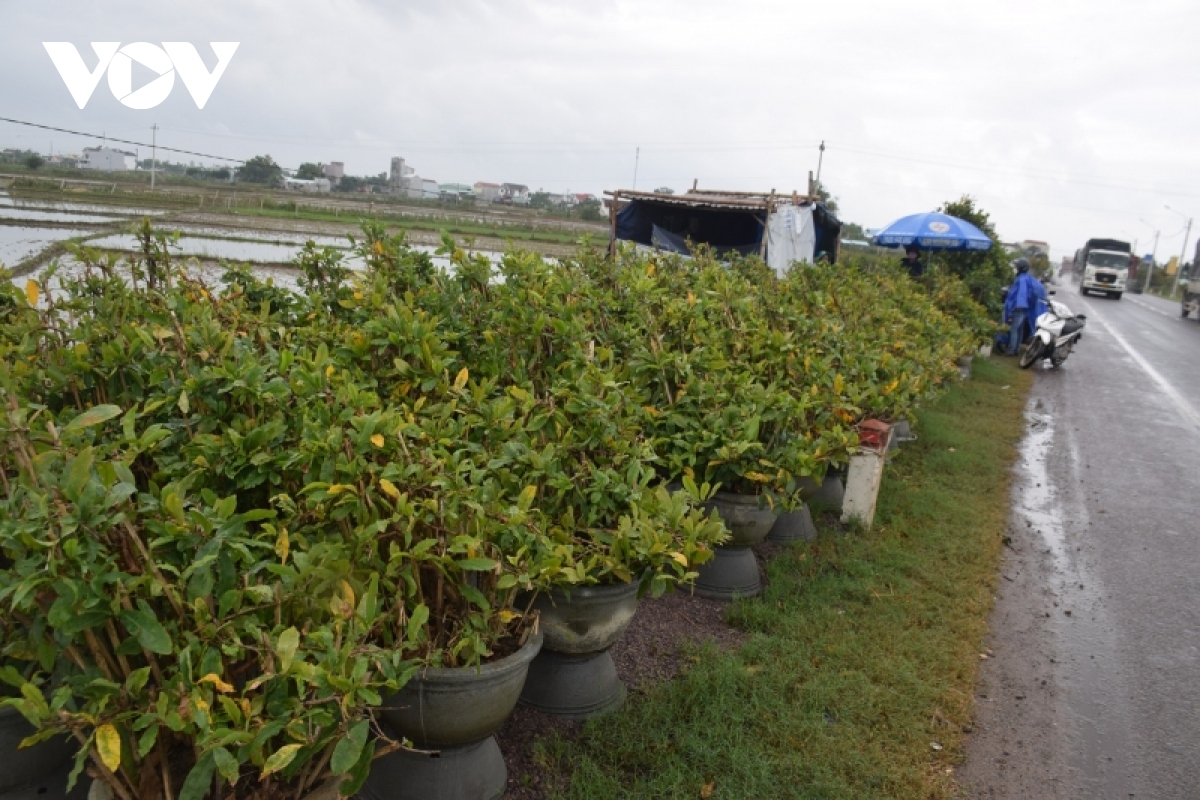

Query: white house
[499,183,530,205]
[473,182,501,202]
[80,146,137,172]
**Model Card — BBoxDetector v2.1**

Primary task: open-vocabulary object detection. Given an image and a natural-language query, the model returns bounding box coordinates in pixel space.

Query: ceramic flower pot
[766,504,817,543]
[519,581,639,719]
[693,491,778,600]
[360,632,543,800]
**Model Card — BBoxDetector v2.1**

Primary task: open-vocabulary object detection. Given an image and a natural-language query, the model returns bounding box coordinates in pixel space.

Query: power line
[0,116,245,164]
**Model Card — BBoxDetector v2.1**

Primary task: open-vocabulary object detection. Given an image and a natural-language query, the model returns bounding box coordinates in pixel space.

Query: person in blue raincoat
[1003,258,1047,355]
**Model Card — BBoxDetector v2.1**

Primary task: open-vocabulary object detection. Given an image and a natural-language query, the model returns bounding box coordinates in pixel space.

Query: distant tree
[237,155,283,186]
[24,154,45,170]
[295,162,323,180]
[577,198,603,221]
[530,191,552,209]
[937,195,1011,313]
[812,179,839,213]
[841,221,868,241]
[653,186,675,195]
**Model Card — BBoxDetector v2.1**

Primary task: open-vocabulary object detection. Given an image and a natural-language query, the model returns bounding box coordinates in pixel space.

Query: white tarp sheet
[766,204,816,276]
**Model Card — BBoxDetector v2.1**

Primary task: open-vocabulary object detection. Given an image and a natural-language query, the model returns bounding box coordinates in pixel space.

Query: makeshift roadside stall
[606,184,842,274]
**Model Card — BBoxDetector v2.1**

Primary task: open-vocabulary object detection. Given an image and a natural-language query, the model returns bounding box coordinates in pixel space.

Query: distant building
[80,146,137,171]
[499,183,530,205]
[323,161,344,186]
[389,157,415,193]
[421,178,439,199]
[473,181,501,202]
[283,177,331,193]
[439,182,473,202]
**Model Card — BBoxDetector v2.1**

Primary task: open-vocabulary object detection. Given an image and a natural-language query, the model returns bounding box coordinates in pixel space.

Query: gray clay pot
[767,505,817,543]
[0,704,79,797]
[809,473,845,513]
[518,582,639,719]
[379,632,542,749]
[531,582,639,655]
[693,491,779,601]
[358,737,507,800]
[702,491,778,547]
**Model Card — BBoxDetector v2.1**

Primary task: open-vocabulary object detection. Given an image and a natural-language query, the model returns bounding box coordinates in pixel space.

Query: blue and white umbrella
[871,211,993,251]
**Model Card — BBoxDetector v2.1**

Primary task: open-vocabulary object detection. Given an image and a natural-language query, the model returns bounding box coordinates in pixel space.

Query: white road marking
[1084,304,1200,434]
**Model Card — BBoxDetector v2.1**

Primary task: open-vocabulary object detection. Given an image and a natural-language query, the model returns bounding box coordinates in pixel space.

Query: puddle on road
[1016,401,1070,572]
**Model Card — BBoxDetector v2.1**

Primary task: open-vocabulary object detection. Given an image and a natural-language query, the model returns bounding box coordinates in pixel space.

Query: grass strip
[541,356,1032,799]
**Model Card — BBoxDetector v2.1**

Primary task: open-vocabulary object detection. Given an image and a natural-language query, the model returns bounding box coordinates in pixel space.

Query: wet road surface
[962,287,1200,799]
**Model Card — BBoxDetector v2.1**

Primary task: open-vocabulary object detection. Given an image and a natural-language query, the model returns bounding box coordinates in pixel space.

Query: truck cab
[1078,238,1132,300]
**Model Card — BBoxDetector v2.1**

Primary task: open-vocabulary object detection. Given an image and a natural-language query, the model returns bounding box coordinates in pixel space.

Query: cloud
[4,0,1200,256]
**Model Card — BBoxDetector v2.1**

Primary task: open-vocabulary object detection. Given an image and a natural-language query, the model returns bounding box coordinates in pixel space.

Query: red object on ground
[857,419,893,453]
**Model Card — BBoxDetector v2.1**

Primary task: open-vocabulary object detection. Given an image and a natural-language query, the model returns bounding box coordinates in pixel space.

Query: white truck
[1182,264,1200,320]
[1078,237,1132,300]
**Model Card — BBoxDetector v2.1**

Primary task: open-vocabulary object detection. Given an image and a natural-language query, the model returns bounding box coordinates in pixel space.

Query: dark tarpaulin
[812,202,842,262]
[615,198,765,256]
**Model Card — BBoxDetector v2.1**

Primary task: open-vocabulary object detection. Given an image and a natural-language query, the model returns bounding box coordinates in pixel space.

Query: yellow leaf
[883,378,900,396]
[453,367,469,391]
[95,723,122,772]
[373,240,384,255]
[517,484,537,511]
[339,580,355,609]
[24,279,38,307]
[199,673,235,693]
[275,527,290,564]
[261,743,303,777]
[834,374,844,394]
[701,780,715,799]
[326,484,354,495]
[379,478,400,499]
[641,405,661,418]
[325,365,335,378]
[497,609,520,624]
[744,471,772,483]
[670,552,689,567]
[370,434,385,448]
[687,291,696,306]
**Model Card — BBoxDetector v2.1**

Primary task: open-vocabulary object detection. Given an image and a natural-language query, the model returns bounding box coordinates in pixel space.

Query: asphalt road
[961,285,1200,799]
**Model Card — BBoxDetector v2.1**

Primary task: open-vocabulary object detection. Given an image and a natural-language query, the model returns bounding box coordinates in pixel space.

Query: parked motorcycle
[1019,292,1087,369]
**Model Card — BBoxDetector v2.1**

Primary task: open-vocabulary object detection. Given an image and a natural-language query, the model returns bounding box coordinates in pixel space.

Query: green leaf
[179,751,215,800]
[123,601,172,655]
[177,390,190,415]
[64,404,122,432]
[330,720,370,775]
[276,627,300,674]
[211,746,240,783]
[125,667,152,695]
[62,448,95,502]
[406,604,429,643]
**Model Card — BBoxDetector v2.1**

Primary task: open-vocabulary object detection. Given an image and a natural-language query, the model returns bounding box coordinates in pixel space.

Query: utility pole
[1175,217,1192,296]
[632,147,640,190]
[815,140,826,189]
[1141,224,1159,293]
[150,124,158,190]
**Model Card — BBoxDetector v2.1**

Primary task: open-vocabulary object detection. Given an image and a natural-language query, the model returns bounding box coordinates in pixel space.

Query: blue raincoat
[1003,273,1048,345]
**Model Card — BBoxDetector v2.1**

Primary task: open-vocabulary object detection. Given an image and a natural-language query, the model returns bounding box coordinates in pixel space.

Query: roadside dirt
[957,404,1073,798]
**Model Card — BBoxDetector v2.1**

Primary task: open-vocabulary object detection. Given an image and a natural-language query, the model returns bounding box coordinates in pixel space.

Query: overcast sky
[3,0,1200,261]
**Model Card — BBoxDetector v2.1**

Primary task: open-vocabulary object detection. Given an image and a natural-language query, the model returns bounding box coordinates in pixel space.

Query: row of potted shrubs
[0,220,987,799]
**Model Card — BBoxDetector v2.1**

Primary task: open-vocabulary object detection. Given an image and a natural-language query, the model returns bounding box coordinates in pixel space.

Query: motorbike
[1018,291,1087,369]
